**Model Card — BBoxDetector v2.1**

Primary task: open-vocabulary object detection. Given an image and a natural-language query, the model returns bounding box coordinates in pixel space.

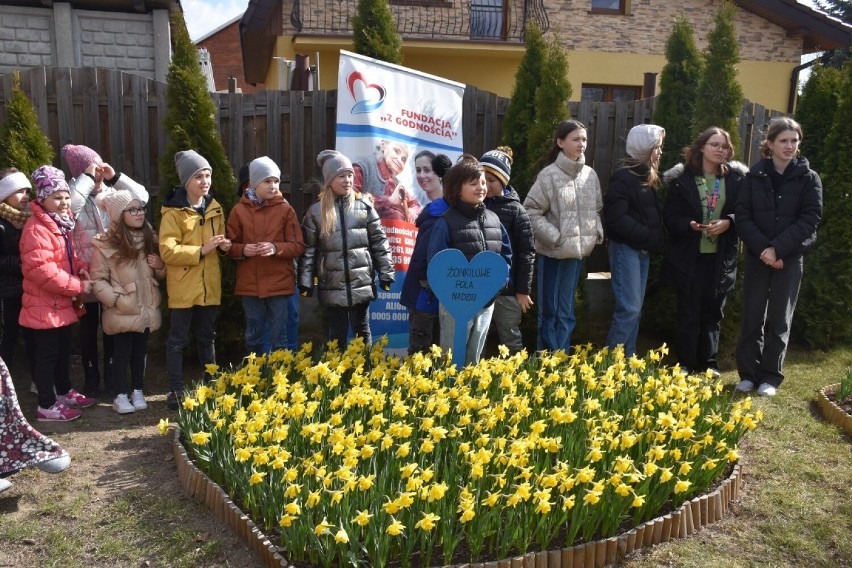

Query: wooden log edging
[817,384,852,438]
[172,429,743,568]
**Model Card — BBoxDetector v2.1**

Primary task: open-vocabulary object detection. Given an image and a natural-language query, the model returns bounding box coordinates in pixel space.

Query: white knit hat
[96,190,136,225]
[0,172,31,203]
[626,124,665,159]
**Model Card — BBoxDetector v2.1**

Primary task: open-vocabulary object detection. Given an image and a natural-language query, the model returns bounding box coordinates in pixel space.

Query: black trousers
[675,253,728,372]
[326,303,371,348]
[110,330,150,395]
[80,302,114,394]
[25,325,73,409]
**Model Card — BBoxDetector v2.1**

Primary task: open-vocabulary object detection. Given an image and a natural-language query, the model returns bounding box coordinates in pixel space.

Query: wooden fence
[0,66,782,218]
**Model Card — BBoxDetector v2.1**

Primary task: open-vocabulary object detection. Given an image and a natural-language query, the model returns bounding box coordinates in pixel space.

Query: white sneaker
[131,390,148,411]
[36,454,71,473]
[757,383,777,397]
[113,394,135,414]
[0,478,12,493]
[735,379,755,392]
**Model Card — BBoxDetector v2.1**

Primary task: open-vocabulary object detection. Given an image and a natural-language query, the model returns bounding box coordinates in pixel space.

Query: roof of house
[238,0,852,84]
[195,12,242,43]
[0,0,178,13]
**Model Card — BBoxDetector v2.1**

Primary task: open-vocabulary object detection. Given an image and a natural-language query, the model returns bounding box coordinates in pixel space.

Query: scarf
[0,202,31,228]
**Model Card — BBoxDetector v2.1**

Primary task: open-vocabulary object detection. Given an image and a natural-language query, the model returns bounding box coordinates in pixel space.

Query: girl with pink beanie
[63,144,148,397]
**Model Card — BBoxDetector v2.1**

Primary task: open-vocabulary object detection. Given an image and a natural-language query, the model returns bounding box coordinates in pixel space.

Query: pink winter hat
[61,144,103,178]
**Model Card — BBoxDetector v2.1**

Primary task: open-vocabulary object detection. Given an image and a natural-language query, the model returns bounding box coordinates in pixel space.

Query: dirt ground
[0,350,266,568]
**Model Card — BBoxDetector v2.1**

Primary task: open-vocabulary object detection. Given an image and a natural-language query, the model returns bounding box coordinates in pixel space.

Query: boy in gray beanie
[159,149,230,410]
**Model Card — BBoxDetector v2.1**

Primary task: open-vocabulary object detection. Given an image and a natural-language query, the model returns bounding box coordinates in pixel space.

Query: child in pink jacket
[19,166,96,422]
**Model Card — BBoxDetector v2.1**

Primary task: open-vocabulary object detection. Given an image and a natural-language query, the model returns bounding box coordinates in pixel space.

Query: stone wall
[0,4,171,82]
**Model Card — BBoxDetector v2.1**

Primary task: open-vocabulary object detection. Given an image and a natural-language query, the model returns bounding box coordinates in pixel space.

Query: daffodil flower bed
[166,338,761,568]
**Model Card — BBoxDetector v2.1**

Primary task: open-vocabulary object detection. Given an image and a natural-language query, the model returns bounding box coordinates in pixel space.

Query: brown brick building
[195,14,262,93]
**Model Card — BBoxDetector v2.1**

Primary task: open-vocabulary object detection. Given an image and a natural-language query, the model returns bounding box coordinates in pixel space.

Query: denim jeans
[439,303,494,365]
[285,294,299,351]
[111,330,150,395]
[537,256,583,352]
[165,305,218,392]
[242,295,291,354]
[326,303,371,348]
[606,241,649,356]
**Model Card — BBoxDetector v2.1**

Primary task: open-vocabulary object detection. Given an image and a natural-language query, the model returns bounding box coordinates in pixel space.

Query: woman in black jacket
[734,117,822,396]
[662,127,747,375]
[604,124,666,356]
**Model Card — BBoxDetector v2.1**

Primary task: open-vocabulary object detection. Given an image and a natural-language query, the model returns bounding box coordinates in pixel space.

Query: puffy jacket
[0,216,24,298]
[90,232,165,334]
[18,202,87,330]
[486,186,535,295]
[604,165,665,253]
[70,172,148,301]
[299,193,394,307]
[735,157,822,260]
[661,161,747,296]
[400,198,449,309]
[426,201,512,293]
[159,188,225,308]
[226,194,306,297]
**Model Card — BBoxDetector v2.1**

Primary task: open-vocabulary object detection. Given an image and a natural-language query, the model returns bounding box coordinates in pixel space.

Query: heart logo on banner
[347,72,387,114]
[427,249,508,365]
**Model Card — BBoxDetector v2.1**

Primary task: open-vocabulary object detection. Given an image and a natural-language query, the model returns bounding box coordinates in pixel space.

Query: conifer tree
[352,0,403,64]
[796,64,842,173]
[815,0,852,23]
[159,10,235,205]
[501,23,548,198]
[796,61,852,349]
[653,15,704,172]
[0,71,54,174]
[692,0,744,156]
[520,35,572,200]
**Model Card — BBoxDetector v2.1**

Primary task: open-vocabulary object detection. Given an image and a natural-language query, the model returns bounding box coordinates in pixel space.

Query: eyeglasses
[124,207,147,215]
[706,142,732,151]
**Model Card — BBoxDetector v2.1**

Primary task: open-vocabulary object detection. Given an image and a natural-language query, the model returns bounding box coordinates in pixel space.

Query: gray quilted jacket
[299,194,394,307]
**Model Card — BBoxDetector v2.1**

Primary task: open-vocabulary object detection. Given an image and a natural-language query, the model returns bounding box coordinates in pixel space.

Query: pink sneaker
[37,402,82,422]
[57,389,96,409]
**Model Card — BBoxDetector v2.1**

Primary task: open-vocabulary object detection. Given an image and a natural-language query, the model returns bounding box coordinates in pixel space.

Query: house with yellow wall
[238,0,851,113]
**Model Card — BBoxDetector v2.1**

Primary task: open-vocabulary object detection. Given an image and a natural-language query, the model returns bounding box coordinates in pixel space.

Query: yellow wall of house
[268,38,795,113]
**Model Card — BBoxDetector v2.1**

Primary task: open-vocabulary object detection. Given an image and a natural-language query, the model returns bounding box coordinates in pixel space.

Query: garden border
[172,428,743,568]
[816,383,852,438]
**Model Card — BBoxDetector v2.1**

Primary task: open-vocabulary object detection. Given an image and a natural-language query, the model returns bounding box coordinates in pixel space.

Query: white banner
[336,50,465,353]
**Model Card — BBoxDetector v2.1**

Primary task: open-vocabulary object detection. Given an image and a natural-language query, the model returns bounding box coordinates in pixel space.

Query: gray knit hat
[317,150,353,186]
[175,150,211,187]
[249,156,281,188]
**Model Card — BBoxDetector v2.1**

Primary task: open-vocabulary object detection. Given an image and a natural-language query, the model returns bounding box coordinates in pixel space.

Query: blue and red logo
[347,71,387,114]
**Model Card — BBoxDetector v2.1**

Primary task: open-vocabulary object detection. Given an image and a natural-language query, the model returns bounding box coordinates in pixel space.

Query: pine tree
[520,35,572,200]
[796,64,843,173]
[501,23,548,198]
[0,71,55,174]
[352,0,403,64]
[796,61,852,349]
[653,15,704,172]
[159,10,236,204]
[814,0,852,23]
[692,0,744,156]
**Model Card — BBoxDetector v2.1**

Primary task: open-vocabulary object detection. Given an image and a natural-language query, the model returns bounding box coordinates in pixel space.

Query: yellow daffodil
[674,479,691,494]
[414,512,440,531]
[352,509,372,527]
[157,418,170,435]
[334,528,349,544]
[314,517,334,536]
[249,471,266,485]
[191,431,211,445]
[386,518,405,536]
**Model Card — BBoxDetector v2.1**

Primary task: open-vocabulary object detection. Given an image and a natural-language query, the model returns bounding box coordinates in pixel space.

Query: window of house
[590,0,627,15]
[470,0,505,39]
[581,84,641,102]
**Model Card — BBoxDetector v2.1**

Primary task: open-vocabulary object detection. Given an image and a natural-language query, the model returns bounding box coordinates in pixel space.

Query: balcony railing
[290,0,549,43]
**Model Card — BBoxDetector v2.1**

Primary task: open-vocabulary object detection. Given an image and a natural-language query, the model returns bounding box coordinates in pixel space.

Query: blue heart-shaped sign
[427,249,508,365]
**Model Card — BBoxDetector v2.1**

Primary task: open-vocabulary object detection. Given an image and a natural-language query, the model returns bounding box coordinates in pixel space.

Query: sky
[184,0,250,41]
